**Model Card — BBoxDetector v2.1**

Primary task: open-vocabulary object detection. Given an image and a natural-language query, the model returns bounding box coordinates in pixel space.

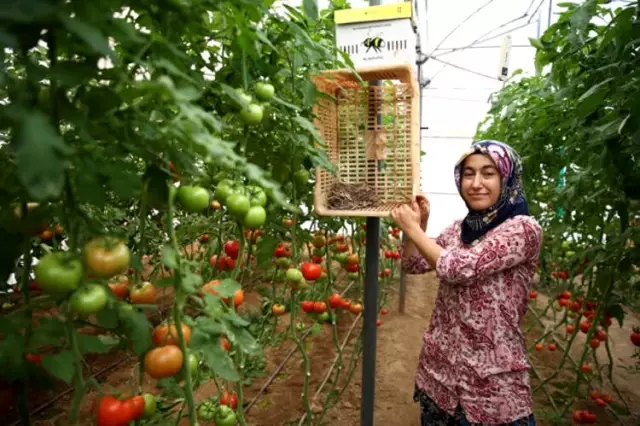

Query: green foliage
[477,0,640,307]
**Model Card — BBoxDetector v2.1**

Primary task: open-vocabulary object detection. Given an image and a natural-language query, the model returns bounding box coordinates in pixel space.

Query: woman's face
[460,153,502,211]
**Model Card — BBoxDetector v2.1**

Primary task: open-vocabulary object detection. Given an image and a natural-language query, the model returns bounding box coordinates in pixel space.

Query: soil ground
[4,272,640,425]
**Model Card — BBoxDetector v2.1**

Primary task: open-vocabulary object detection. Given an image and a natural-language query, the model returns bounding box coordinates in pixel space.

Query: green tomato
[334,253,347,264]
[198,401,216,420]
[276,257,291,268]
[235,88,252,108]
[239,103,264,125]
[294,169,310,187]
[318,311,330,322]
[245,185,268,207]
[214,179,237,204]
[69,283,108,316]
[536,191,544,199]
[286,268,303,283]
[298,277,309,289]
[255,82,275,101]
[226,193,251,218]
[347,272,359,281]
[561,241,571,250]
[296,322,305,331]
[183,352,199,380]
[143,393,157,418]
[243,205,267,229]
[215,405,238,426]
[34,252,83,294]
[177,185,210,213]
[565,250,576,258]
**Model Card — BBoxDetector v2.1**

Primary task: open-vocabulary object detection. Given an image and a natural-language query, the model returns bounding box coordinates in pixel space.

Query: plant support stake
[361,2,381,424]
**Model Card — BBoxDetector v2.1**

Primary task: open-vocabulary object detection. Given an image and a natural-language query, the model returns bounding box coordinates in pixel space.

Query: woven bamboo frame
[312,64,420,217]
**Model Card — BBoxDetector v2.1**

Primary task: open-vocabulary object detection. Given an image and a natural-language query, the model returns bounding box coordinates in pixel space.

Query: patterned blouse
[401,215,543,424]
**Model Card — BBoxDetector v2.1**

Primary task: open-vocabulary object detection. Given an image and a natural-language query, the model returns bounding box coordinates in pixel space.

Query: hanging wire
[427,0,496,56]
[433,0,544,59]
[428,56,500,81]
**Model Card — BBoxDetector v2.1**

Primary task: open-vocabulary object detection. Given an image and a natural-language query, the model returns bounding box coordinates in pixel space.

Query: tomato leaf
[96,304,119,329]
[58,14,115,59]
[196,338,239,381]
[215,278,241,298]
[303,0,319,21]
[29,317,67,347]
[161,245,179,269]
[310,323,322,336]
[222,311,250,327]
[293,115,322,142]
[42,351,75,384]
[605,303,625,328]
[255,235,278,266]
[271,95,301,111]
[15,111,71,201]
[76,334,119,355]
[120,310,153,356]
[180,269,203,294]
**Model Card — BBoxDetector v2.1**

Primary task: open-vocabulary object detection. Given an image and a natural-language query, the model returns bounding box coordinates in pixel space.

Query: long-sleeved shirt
[401,215,543,424]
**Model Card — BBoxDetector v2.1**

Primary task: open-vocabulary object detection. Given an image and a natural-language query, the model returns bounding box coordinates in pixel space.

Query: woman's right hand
[416,194,430,231]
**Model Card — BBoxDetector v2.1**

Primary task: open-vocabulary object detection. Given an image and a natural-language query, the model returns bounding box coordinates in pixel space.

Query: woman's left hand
[390,200,422,233]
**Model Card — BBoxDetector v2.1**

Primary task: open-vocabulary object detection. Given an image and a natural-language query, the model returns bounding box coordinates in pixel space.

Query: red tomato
[534,343,544,351]
[301,300,315,313]
[376,319,382,327]
[547,343,557,352]
[340,298,351,309]
[559,290,571,299]
[224,240,240,259]
[596,329,607,341]
[301,262,322,281]
[274,244,291,258]
[221,337,231,351]
[328,293,342,309]
[220,391,238,409]
[380,308,389,315]
[601,393,613,404]
[566,324,575,334]
[632,329,640,346]
[96,395,136,426]
[200,234,210,243]
[124,395,145,421]
[581,364,591,374]
[345,263,359,273]
[349,303,363,314]
[559,298,569,307]
[590,338,600,349]
[25,353,43,364]
[313,301,327,313]
[384,250,392,259]
[579,321,591,334]
[528,291,538,299]
[311,255,323,264]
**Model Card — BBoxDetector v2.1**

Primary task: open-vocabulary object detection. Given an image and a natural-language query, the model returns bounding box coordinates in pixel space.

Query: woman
[390,140,542,426]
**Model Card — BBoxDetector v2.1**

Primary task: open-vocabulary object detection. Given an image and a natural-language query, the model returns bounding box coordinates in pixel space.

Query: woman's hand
[416,194,430,231]
[390,199,422,234]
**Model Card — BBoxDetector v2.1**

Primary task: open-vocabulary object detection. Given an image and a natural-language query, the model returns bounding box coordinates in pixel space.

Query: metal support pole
[360,2,380,425]
[398,232,408,313]
[361,217,380,426]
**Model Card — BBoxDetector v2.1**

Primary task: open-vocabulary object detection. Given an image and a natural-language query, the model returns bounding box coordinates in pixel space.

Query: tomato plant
[476,1,640,423]
[0,0,386,425]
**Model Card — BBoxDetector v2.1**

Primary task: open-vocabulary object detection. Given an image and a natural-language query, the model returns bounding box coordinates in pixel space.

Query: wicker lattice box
[312,64,420,217]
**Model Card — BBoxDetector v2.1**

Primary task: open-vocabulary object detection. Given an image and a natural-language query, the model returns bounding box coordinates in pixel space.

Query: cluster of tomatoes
[572,408,598,424]
[144,323,197,380]
[197,390,238,425]
[33,237,131,317]
[553,291,613,350]
[234,81,275,126]
[96,393,156,426]
[298,293,363,323]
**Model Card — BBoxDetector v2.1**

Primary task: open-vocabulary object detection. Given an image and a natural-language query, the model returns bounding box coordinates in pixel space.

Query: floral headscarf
[454,140,530,244]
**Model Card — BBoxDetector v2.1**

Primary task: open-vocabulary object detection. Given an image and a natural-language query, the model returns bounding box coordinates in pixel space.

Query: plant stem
[166,186,198,425]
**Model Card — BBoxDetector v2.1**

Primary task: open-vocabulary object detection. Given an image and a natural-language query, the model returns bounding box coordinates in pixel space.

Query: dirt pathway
[325,273,440,425]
